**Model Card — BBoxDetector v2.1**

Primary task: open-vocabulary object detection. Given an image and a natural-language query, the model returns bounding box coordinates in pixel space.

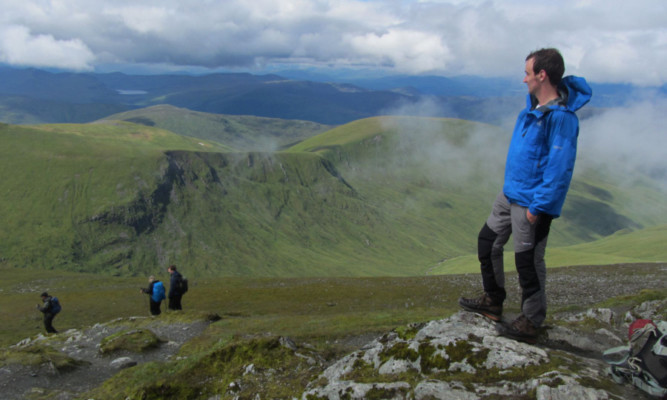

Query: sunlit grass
[429,225,667,275]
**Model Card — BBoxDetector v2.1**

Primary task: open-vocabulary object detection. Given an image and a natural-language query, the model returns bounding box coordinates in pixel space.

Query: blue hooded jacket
[151,281,166,303]
[503,75,592,217]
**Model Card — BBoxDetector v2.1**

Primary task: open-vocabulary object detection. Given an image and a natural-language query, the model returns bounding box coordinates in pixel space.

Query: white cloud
[0,0,665,85]
[0,25,94,70]
[348,29,451,73]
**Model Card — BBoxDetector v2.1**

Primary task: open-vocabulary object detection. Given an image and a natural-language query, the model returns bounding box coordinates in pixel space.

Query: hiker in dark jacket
[36,292,58,334]
[141,275,166,316]
[167,265,184,311]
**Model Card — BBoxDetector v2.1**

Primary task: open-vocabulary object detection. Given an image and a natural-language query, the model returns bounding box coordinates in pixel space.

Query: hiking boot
[496,314,538,344]
[458,293,503,321]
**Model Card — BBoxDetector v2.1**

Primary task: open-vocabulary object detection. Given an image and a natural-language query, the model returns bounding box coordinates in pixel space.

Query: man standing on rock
[459,48,592,343]
[167,265,184,311]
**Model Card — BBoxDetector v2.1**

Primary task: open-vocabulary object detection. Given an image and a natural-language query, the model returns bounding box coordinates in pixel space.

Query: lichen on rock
[302,311,624,400]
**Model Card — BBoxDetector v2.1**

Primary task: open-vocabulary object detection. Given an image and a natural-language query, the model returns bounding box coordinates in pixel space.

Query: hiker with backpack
[36,292,60,334]
[167,265,187,311]
[141,275,166,316]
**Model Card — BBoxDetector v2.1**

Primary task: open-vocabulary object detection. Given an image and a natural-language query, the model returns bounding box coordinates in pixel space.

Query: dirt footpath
[0,317,211,400]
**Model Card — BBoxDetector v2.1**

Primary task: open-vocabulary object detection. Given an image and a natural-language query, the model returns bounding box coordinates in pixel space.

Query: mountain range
[2,65,663,126]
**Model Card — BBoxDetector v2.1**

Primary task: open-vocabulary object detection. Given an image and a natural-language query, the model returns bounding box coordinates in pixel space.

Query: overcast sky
[0,0,665,85]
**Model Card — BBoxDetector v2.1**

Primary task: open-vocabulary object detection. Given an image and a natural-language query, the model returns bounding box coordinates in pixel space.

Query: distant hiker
[36,292,60,334]
[167,265,185,311]
[141,275,166,316]
[459,48,592,343]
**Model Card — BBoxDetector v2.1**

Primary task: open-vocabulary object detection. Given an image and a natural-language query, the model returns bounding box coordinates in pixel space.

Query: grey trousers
[477,192,552,327]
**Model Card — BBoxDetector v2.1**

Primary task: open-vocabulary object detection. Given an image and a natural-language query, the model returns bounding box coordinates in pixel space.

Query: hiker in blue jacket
[141,275,166,316]
[36,292,59,334]
[459,48,592,343]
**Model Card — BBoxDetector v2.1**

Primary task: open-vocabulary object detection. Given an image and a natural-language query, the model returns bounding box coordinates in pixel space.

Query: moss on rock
[0,343,88,371]
[99,329,164,354]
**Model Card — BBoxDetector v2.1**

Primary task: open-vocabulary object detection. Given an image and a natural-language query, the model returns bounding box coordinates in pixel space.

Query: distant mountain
[1,116,664,277]
[0,67,419,125]
[277,71,523,97]
[3,66,658,126]
[273,68,667,108]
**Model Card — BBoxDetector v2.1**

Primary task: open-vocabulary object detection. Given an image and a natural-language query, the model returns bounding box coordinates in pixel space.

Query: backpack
[179,277,189,294]
[603,319,667,397]
[152,281,166,302]
[51,297,62,314]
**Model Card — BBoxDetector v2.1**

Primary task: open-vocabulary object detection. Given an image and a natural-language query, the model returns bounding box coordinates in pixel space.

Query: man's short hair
[168,265,177,272]
[527,48,565,87]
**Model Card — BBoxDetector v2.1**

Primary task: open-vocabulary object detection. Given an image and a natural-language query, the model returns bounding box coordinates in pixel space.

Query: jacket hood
[527,75,592,113]
[560,75,592,112]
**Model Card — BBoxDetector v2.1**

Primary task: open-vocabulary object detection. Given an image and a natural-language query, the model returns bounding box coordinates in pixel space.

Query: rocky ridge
[302,300,666,400]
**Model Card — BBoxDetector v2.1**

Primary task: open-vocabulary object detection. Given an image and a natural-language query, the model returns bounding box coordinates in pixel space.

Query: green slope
[291,116,667,243]
[290,116,667,272]
[289,117,506,258]
[429,224,667,274]
[1,115,665,278]
[99,105,332,151]
[1,120,425,276]
[0,122,229,272]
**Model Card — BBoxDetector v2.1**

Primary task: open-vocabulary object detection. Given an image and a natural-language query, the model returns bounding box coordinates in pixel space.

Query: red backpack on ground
[603,319,667,398]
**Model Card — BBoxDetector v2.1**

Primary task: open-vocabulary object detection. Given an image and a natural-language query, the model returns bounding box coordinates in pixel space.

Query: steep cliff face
[72,150,375,276]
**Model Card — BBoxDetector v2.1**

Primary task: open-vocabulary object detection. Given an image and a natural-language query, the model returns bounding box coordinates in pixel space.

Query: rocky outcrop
[0,316,212,400]
[2,298,664,399]
[302,302,666,400]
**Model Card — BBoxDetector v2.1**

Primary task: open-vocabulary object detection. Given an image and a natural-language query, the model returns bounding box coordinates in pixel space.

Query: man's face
[523,57,540,96]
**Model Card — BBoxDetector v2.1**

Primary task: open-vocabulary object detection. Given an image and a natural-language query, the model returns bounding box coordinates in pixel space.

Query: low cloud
[372,100,508,189]
[578,99,667,185]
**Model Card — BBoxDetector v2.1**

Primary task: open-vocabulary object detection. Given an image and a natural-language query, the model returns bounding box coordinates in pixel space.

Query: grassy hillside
[430,224,667,274]
[0,122,229,273]
[290,116,667,252]
[1,116,665,278]
[99,105,332,151]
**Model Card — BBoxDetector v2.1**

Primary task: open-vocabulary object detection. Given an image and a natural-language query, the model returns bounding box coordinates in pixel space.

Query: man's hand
[526,209,538,224]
